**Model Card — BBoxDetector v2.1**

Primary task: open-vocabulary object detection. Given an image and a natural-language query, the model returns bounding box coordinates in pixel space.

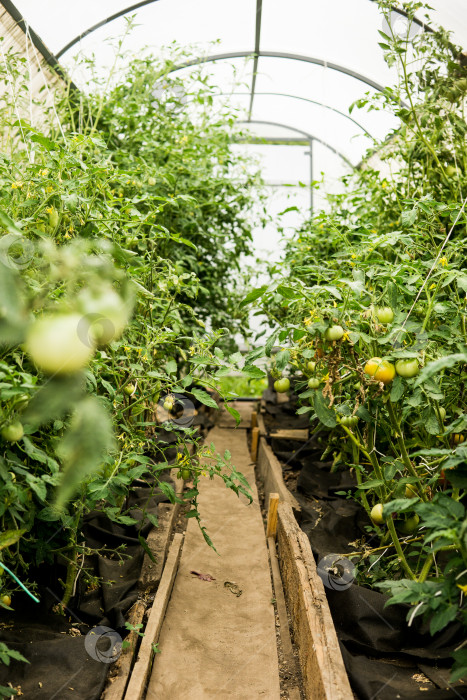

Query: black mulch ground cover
[262,383,467,700]
[0,408,214,699]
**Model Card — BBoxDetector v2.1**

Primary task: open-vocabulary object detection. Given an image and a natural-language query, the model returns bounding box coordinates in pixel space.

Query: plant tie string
[0,562,40,603]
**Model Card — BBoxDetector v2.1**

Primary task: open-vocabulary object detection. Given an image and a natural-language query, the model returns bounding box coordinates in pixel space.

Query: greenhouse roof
[3,0,467,208]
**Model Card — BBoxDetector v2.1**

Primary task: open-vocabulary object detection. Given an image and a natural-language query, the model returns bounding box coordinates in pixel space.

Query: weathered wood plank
[277,503,353,700]
[270,429,309,442]
[266,493,279,538]
[267,536,295,668]
[256,437,300,513]
[257,412,267,437]
[101,601,146,700]
[123,534,184,700]
[251,426,260,462]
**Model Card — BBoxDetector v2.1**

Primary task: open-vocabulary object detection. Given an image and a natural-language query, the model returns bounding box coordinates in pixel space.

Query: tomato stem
[386,517,416,580]
[386,400,428,502]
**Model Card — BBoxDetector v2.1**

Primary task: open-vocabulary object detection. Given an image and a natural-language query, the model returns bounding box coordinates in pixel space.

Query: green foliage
[0,45,263,614]
[249,0,467,674]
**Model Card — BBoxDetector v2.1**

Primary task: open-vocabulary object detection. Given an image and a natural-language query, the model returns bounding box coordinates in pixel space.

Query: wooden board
[257,412,267,437]
[267,537,295,668]
[270,429,309,442]
[277,503,353,700]
[101,601,146,700]
[256,437,300,513]
[124,534,184,700]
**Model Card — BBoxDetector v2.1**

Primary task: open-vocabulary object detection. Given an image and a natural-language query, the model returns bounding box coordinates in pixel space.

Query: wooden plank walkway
[146,409,280,699]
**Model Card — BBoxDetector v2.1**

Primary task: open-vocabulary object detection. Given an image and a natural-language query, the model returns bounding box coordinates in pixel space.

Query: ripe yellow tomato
[364,357,396,385]
[370,503,385,525]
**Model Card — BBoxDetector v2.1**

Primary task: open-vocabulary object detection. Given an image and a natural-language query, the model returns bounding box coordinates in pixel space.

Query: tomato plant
[0,46,265,619]
[244,1,467,678]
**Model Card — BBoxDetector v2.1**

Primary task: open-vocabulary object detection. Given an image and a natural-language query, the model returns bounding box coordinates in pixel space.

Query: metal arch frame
[55,0,163,59]
[53,0,434,60]
[215,91,374,138]
[239,119,354,214]
[239,119,355,169]
[171,51,390,95]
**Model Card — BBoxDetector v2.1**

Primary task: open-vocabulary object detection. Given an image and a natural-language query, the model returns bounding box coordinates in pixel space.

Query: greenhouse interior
[0,1,467,698]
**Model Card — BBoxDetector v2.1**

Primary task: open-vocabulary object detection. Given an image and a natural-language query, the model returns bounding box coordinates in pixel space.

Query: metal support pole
[309,138,314,217]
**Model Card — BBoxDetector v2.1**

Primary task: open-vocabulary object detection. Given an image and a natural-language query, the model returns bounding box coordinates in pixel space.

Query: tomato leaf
[414,353,467,386]
[225,403,241,426]
[242,364,266,379]
[390,376,404,402]
[240,285,268,307]
[0,528,26,551]
[275,349,290,372]
[191,388,218,409]
[313,391,337,428]
[55,396,115,509]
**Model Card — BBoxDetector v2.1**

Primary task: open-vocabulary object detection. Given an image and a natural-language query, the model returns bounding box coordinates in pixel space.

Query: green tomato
[48,208,59,229]
[1,421,24,443]
[446,165,459,178]
[274,378,290,393]
[148,177,156,186]
[370,503,385,525]
[180,468,191,481]
[0,567,4,576]
[397,514,420,535]
[1,595,11,607]
[26,314,96,375]
[77,286,130,346]
[307,361,316,372]
[308,377,320,389]
[341,415,358,428]
[437,406,446,421]
[405,484,418,498]
[395,359,420,378]
[124,383,136,397]
[375,307,394,324]
[163,398,174,412]
[324,325,344,341]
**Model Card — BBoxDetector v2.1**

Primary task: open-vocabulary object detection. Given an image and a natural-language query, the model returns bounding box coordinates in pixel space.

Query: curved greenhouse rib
[55,0,163,58]
[54,1,433,61]
[239,120,355,170]
[221,91,373,138]
[171,51,401,100]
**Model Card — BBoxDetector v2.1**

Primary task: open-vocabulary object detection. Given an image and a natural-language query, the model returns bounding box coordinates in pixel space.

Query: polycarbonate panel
[12,0,134,55]
[241,144,310,185]
[260,0,395,89]
[58,0,255,61]
[174,57,254,106]
[243,122,308,140]
[250,94,369,165]
[421,0,467,48]
[253,56,398,144]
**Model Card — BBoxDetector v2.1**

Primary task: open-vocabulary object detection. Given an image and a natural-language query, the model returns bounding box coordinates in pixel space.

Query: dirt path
[146,404,281,699]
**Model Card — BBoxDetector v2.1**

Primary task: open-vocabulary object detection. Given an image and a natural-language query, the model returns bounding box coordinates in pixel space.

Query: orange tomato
[364,357,396,385]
